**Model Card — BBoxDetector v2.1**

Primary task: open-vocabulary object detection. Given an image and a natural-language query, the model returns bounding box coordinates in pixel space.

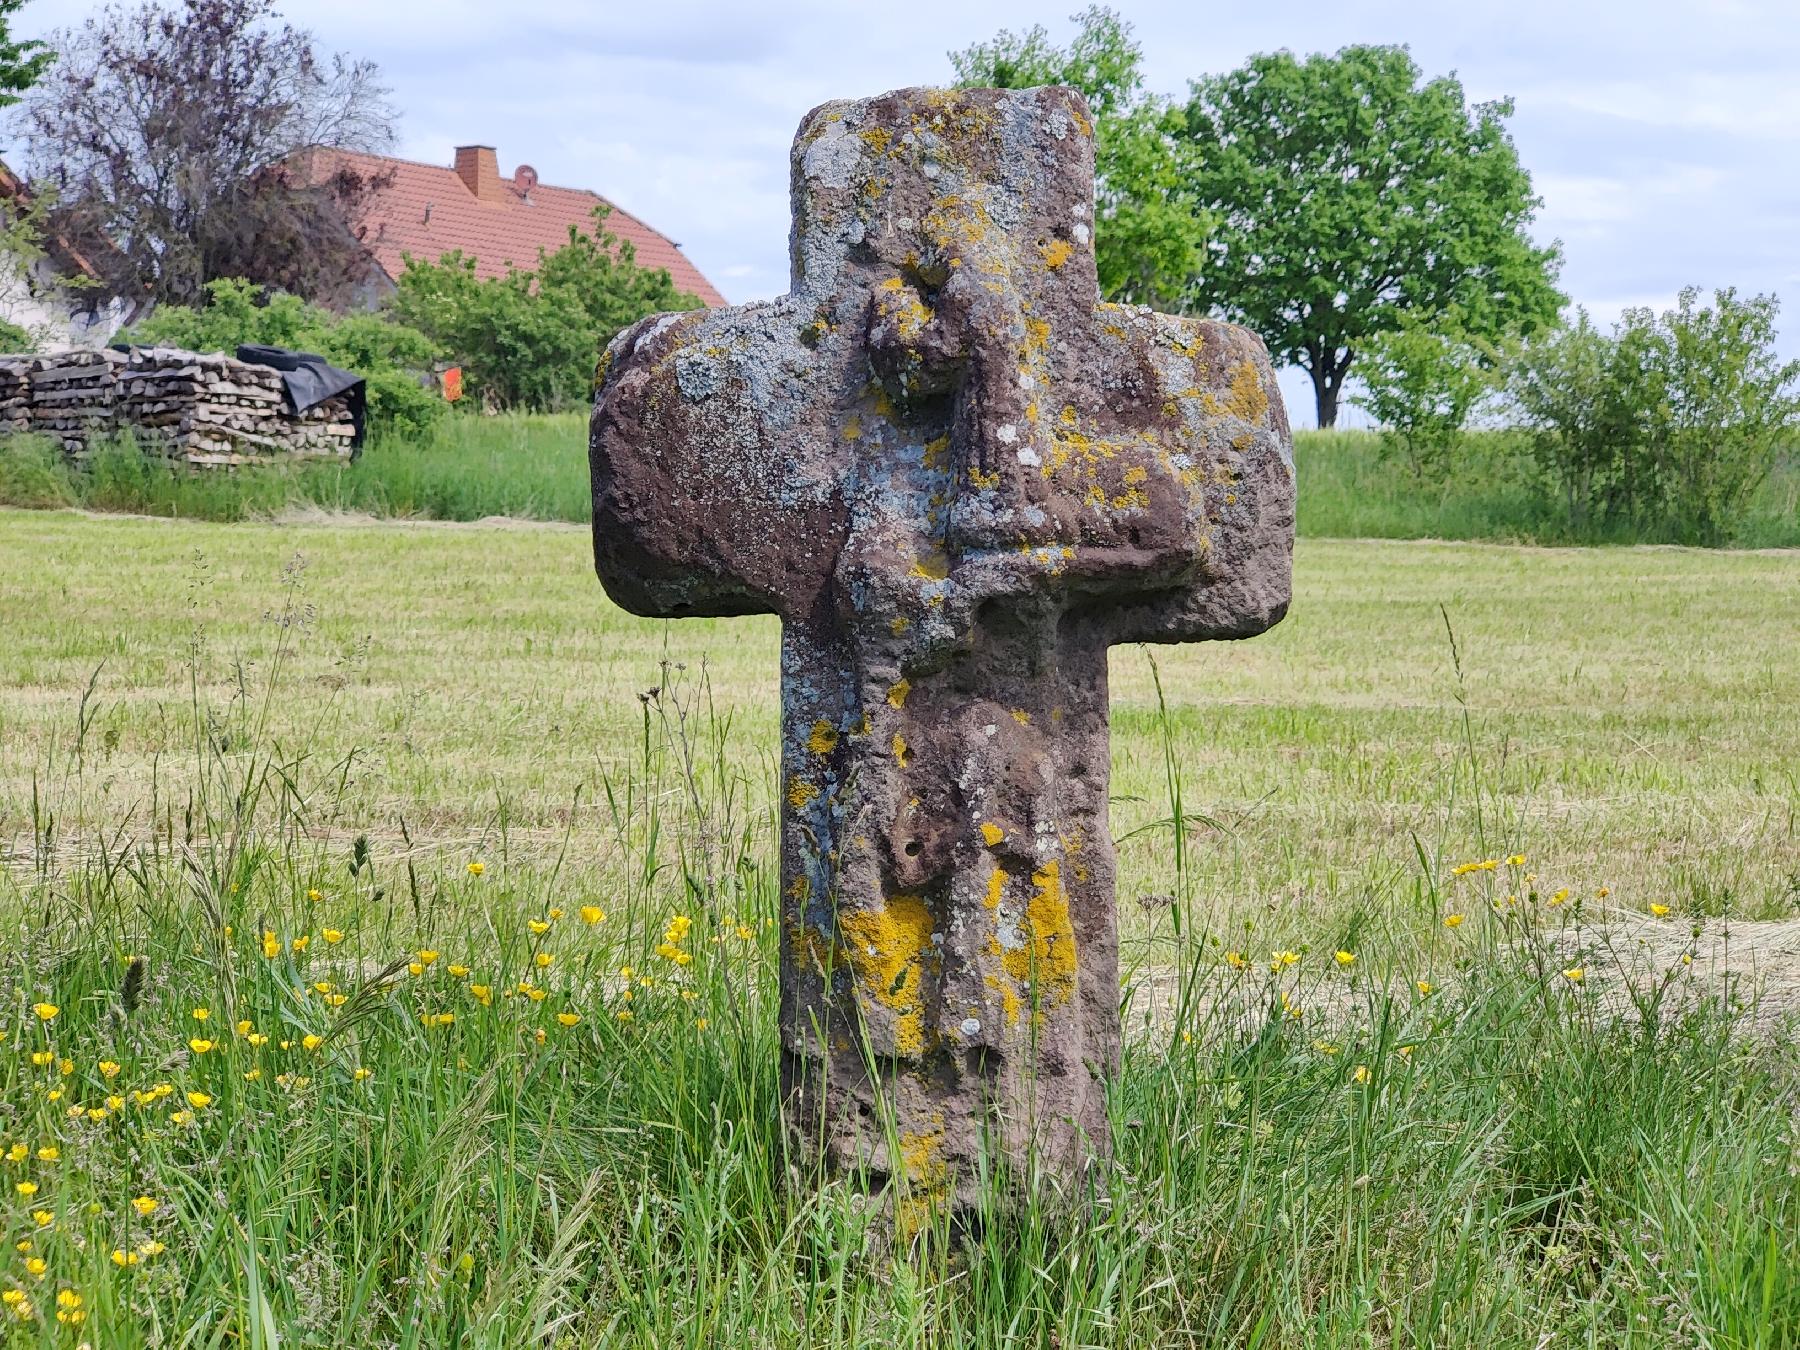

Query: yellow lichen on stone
[891,733,912,767]
[890,616,912,635]
[991,861,1079,1024]
[841,415,863,441]
[1039,238,1073,269]
[910,550,949,581]
[980,822,1005,847]
[807,719,839,755]
[840,895,935,1056]
[787,777,820,809]
[1009,708,1031,725]
[968,465,1001,490]
[921,435,950,470]
[887,678,911,708]
[984,864,1006,908]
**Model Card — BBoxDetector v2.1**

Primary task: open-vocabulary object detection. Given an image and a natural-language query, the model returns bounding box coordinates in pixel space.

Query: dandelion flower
[466,861,485,877]
[1333,950,1355,968]
[1650,903,1672,918]
[1443,914,1465,929]
[31,1004,57,1023]
[580,906,605,925]
[556,1012,581,1027]
[131,1196,158,1217]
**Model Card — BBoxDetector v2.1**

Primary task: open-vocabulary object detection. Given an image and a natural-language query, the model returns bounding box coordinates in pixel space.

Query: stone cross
[590,85,1294,1215]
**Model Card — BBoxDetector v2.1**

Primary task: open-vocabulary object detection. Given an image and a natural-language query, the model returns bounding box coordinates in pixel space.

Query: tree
[1184,46,1563,428]
[18,0,396,317]
[1351,310,1506,478]
[0,0,53,107]
[391,208,702,413]
[950,7,1205,308]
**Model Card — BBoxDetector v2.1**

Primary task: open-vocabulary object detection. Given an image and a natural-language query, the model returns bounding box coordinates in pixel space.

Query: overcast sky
[16,0,1799,425]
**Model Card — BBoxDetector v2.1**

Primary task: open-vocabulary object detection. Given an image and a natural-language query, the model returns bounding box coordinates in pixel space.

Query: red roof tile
[306,147,727,308]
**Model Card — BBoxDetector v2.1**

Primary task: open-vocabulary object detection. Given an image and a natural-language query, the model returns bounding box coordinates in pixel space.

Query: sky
[14,0,1800,426]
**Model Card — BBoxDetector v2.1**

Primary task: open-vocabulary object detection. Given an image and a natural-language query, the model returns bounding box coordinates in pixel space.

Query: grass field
[6,417,1799,547]
[1,509,1797,1345]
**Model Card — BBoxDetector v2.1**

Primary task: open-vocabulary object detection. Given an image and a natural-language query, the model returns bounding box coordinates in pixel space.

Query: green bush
[1507,289,1800,543]
[391,206,702,412]
[123,278,447,439]
[1352,310,1507,479]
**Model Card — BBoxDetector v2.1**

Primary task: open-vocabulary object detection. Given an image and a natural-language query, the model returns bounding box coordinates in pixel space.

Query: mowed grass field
[0,507,1797,1346]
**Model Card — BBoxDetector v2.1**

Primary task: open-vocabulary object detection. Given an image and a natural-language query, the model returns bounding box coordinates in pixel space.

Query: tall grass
[4,418,1797,545]
[2,571,1795,1345]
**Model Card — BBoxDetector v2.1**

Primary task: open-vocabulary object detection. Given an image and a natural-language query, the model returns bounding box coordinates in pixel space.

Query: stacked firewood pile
[0,346,359,467]
[115,348,356,466]
[27,349,125,457]
[0,357,31,434]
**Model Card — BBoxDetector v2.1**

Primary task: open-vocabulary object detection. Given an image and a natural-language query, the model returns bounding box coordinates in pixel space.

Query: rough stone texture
[590,85,1295,1214]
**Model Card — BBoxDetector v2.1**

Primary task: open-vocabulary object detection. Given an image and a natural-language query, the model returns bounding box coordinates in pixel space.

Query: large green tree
[1184,45,1563,427]
[950,7,1204,308]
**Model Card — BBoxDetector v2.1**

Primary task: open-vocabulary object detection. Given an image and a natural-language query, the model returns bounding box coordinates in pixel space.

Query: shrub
[0,432,75,507]
[391,206,702,413]
[1507,289,1800,543]
[1352,310,1505,479]
[124,278,446,439]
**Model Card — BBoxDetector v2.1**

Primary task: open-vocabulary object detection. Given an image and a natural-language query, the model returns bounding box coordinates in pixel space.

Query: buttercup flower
[1333,950,1356,968]
[466,861,485,877]
[131,1196,158,1217]
[31,1004,57,1023]
[580,906,605,925]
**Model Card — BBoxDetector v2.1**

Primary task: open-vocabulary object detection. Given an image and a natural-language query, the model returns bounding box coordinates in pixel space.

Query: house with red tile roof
[302,145,726,309]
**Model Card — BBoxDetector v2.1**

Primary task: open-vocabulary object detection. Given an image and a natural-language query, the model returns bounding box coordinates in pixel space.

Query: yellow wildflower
[301,1035,323,1052]
[1650,903,1671,918]
[1562,967,1584,983]
[1416,980,1434,996]
[247,1033,269,1048]
[447,964,470,979]
[312,981,333,995]
[34,1147,56,1163]
[261,931,281,959]
[29,1052,51,1068]
[615,1009,634,1022]
[243,1069,262,1082]
[533,1027,547,1046]
[466,861,485,877]
[291,935,310,953]
[30,1212,50,1228]
[307,888,322,903]
[556,1012,581,1028]
[528,919,550,936]
[188,1038,214,1055]
[1352,1064,1371,1084]
[353,1067,373,1082]
[323,928,345,944]
[1270,950,1300,971]
[110,1249,139,1267]
[186,1091,212,1109]
[695,1017,709,1031]
[1443,914,1465,929]
[131,1196,158,1216]
[1333,950,1356,968]
[417,949,440,967]
[15,1182,37,1198]
[470,984,492,1006]
[31,1004,57,1022]
[1506,854,1526,866]
[97,1059,121,1080]
[534,952,553,970]
[580,906,605,925]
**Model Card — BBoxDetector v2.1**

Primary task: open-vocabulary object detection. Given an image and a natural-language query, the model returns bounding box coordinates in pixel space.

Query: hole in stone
[903,838,922,858]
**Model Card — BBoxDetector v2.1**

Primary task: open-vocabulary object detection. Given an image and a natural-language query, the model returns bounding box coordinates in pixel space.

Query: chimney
[454,145,502,204]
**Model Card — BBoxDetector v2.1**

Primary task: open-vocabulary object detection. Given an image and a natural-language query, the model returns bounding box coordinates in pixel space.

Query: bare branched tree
[17,0,398,317]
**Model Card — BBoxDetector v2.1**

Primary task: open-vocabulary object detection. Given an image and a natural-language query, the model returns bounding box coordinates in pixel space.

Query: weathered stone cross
[591,85,1294,1213]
